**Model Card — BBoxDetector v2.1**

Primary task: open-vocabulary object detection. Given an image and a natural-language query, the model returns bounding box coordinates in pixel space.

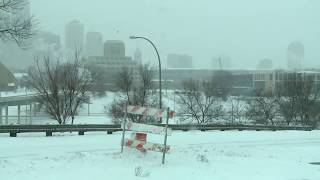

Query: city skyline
[29,0,320,69]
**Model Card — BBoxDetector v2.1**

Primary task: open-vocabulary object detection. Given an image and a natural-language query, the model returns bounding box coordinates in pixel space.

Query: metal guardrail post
[0,106,2,125]
[162,107,170,164]
[17,105,21,124]
[29,104,32,125]
[5,106,8,125]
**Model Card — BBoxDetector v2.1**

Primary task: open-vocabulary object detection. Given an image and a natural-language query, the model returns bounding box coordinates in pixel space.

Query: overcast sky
[30,0,320,69]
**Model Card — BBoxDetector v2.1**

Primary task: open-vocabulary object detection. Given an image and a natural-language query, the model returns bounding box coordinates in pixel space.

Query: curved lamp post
[129,36,162,122]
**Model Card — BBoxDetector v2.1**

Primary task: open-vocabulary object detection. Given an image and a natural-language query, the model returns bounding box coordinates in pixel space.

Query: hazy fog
[25,0,320,68]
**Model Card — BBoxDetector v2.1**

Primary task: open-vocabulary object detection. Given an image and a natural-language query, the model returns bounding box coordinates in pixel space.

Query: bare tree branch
[0,0,36,48]
[0,0,26,12]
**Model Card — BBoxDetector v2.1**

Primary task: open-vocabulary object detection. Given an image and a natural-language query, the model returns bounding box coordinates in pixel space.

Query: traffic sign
[121,121,172,136]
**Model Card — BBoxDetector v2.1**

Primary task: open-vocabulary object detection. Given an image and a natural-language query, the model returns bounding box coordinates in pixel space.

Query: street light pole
[129,36,162,122]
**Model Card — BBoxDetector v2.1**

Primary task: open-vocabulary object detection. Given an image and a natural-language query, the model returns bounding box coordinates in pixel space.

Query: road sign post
[162,107,170,164]
[121,103,128,153]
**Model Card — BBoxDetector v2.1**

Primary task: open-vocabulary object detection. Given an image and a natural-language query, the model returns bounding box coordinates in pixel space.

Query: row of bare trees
[109,68,237,125]
[247,74,320,127]
[176,72,320,128]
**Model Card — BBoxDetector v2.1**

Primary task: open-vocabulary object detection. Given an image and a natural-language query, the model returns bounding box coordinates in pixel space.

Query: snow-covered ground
[1,130,320,180]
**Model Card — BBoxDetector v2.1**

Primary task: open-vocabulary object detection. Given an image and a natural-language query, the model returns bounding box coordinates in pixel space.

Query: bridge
[0,94,41,106]
[0,94,90,125]
[0,94,42,125]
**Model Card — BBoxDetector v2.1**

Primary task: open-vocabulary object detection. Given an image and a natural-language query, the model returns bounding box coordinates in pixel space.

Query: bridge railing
[0,124,313,137]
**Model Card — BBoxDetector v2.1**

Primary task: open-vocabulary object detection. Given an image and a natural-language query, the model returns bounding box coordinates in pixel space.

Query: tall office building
[85,32,103,57]
[287,41,304,70]
[65,20,84,51]
[104,40,125,58]
[167,54,193,68]
[134,48,142,64]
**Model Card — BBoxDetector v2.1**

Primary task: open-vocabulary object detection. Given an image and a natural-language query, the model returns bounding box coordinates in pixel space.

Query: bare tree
[85,65,107,97]
[209,70,233,100]
[28,53,90,124]
[228,98,246,124]
[177,79,224,124]
[276,77,300,125]
[61,53,90,124]
[110,64,157,123]
[0,0,35,48]
[116,66,134,103]
[131,64,156,107]
[276,73,320,127]
[295,75,319,126]
[109,99,126,124]
[246,96,278,125]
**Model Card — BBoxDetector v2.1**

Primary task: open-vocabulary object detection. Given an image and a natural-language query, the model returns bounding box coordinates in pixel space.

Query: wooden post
[162,107,170,164]
[121,103,128,153]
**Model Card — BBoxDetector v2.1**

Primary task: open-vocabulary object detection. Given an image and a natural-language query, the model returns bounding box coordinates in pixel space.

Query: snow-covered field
[1,130,320,180]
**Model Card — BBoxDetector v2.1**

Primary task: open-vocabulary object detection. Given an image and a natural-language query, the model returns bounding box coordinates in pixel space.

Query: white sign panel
[126,105,167,118]
[121,121,172,136]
